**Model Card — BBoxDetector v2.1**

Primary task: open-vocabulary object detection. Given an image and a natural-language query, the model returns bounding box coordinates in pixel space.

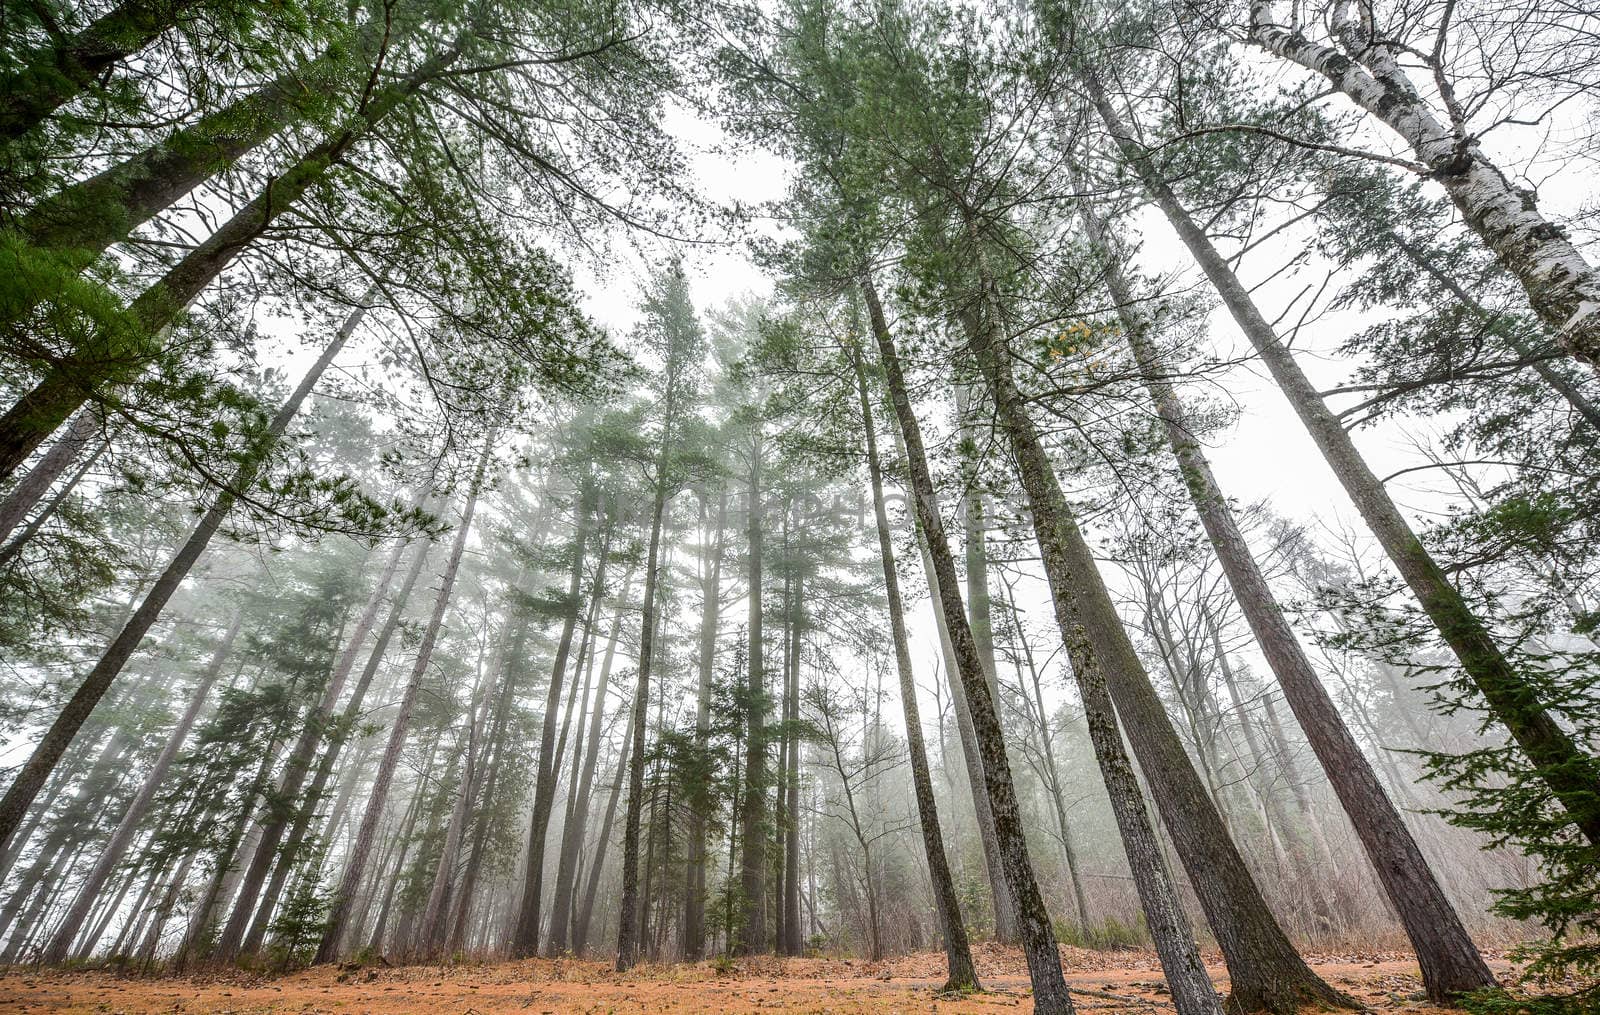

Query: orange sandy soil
[0,943,1521,1014]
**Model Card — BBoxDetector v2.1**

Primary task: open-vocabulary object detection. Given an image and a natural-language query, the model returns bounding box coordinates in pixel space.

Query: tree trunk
[579,703,634,955]
[683,487,725,960]
[735,429,767,956]
[1,3,407,328]
[1089,194,1496,993]
[905,485,1013,941]
[951,245,1341,1012]
[940,275,1232,1015]
[781,570,802,957]
[1248,0,1600,367]
[242,533,435,955]
[512,481,596,957]
[1002,580,1092,929]
[314,433,494,964]
[0,34,466,480]
[41,612,243,963]
[216,512,420,961]
[1087,77,1600,851]
[614,486,669,968]
[549,568,634,955]
[862,276,1074,1015]
[849,343,979,992]
[772,561,791,956]
[0,424,103,572]
[417,622,501,955]
[0,408,97,546]
[0,0,203,142]
[0,301,370,851]
[449,611,530,953]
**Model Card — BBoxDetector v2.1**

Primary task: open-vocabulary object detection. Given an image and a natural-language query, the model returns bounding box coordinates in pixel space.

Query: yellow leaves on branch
[1040,319,1119,373]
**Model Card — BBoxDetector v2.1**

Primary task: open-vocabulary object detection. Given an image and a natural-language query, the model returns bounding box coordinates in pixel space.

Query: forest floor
[0,942,1520,1014]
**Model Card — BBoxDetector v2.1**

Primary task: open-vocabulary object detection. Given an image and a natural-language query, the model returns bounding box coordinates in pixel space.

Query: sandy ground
[0,943,1519,1014]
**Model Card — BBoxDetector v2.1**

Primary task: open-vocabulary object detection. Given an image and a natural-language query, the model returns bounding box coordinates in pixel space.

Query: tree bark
[682,486,725,960]
[0,0,204,142]
[215,512,421,961]
[0,300,370,852]
[0,428,103,572]
[242,533,435,955]
[314,433,494,964]
[849,342,979,992]
[614,481,670,968]
[1086,76,1600,851]
[548,567,633,955]
[0,408,97,546]
[576,703,633,956]
[1248,0,1600,367]
[1,3,407,328]
[862,276,1075,1015]
[0,32,467,480]
[781,570,802,957]
[1082,195,1495,998]
[40,612,243,963]
[941,273,1231,1015]
[512,480,597,957]
[416,620,501,955]
[735,428,768,956]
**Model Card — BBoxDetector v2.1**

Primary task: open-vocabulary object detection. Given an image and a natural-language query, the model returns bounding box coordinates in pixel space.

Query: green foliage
[267,867,333,969]
[1054,916,1149,951]
[1459,984,1600,1015]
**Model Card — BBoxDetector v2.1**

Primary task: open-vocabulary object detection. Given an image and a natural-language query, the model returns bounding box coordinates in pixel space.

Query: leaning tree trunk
[849,343,979,993]
[0,730,136,941]
[907,473,1015,939]
[1382,231,1600,430]
[548,569,634,955]
[1002,581,1093,930]
[1081,198,1497,1000]
[0,409,97,546]
[577,706,634,955]
[40,612,243,963]
[950,240,1345,1011]
[1086,77,1600,850]
[862,276,1075,1015]
[314,433,494,965]
[614,464,673,969]
[0,0,205,142]
[512,481,596,957]
[0,300,371,853]
[417,635,498,955]
[939,277,1227,1015]
[1247,0,1600,367]
[953,385,1023,943]
[0,30,467,480]
[449,614,528,952]
[1,2,406,330]
[240,533,435,955]
[0,432,103,572]
[214,493,420,961]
